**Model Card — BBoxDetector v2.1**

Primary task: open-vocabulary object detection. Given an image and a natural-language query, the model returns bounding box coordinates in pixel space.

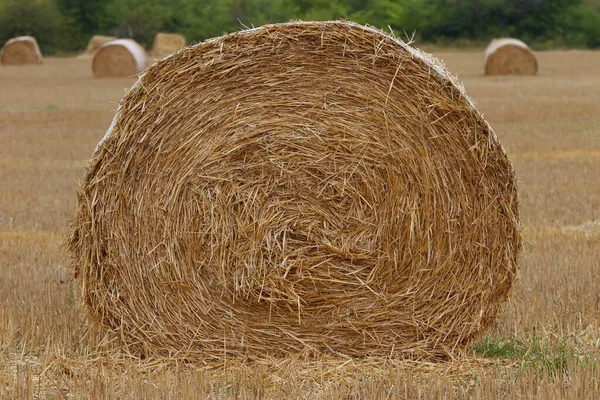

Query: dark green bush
[0,0,598,55]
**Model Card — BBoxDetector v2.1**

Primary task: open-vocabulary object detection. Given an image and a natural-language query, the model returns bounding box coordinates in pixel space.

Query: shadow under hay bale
[152,32,186,60]
[0,36,42,65]
[81,35,117,58]
[484,38,537,76]
[69,21,522,361]
[92,39,147,78]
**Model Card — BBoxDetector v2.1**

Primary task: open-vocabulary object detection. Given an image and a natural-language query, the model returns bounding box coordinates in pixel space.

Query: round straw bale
[484,38,537,76]
[0,36,42,65]
[151,32,186,59]
[69,21,521,360]
[92,39,147,78]
[81,35,117,57]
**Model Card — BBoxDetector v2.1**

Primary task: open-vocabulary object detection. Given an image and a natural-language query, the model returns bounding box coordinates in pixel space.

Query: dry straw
[69,21,521,362]
[81,35,117,58]
[92,38,147,78]
[152,32,186,60]
[484,38,537,76]
[0,36,42,65]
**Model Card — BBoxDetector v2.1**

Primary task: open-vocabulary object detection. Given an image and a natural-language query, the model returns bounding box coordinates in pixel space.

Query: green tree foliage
[176,0,294,42]
[283,0,349,20]
[0,0,598,54]
[104,0,174,47]
[350,0,404,29]
[0,0,63,53]
[55,0,112,50]
[399,0,583,43]
[557,2,600,47]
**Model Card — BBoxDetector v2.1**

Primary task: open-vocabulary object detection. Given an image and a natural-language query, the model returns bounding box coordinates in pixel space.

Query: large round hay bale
[81,35,117,57]
[92,39,147,78]
[484,38,537,76]
[0,36,42,65]
[69,21,521,360]
[151,32,186,59]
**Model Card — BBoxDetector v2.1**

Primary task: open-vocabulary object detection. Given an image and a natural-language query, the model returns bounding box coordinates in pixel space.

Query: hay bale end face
[0,36,42,65]
[69,21,521,361]
[81,35,117,57]
[152,32,186,59]
[92,39,147,78]
[484,38,537,76]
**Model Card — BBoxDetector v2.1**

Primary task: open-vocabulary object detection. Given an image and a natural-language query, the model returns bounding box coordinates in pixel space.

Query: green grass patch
[473,335,572,376]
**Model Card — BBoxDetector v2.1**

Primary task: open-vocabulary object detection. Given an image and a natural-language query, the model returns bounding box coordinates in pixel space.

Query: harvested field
[0,47,599,398]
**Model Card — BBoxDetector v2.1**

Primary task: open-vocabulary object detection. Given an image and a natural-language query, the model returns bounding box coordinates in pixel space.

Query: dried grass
[92,39,147,78]
[0,36,42,66]
[484,38,537,76]
[151,32,186,60]
[68,21,521,362]
[40,350,499,398]
[81,35,117,58]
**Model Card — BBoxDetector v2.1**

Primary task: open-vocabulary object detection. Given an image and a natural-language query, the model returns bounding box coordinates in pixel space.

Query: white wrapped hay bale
[484,38,537,76]
[81,35,118,57]
[0,36,42,65]
[92,39,147,78]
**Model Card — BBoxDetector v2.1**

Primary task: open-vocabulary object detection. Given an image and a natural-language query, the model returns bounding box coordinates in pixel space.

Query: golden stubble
[0,42,598,398]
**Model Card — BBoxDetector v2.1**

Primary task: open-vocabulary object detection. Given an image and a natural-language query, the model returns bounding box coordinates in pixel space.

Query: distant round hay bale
[81,35,117,57]
[484,38,537,76]
[152,32,186,59]
[69,21,521,361]
[92,39,147,78]
[0,36,42,65]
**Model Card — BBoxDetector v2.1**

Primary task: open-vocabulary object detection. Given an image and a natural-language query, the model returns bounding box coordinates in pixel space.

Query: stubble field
[0,50,598,398]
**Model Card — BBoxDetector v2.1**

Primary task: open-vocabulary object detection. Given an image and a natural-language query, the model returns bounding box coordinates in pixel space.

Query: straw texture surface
[0,36,42,65]
[69,21,521,361]
[152,33,186,59]
[92,39,147,78]
[484,38,537,76]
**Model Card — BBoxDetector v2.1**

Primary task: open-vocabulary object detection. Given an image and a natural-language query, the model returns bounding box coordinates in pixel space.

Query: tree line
[0,0,599,55]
